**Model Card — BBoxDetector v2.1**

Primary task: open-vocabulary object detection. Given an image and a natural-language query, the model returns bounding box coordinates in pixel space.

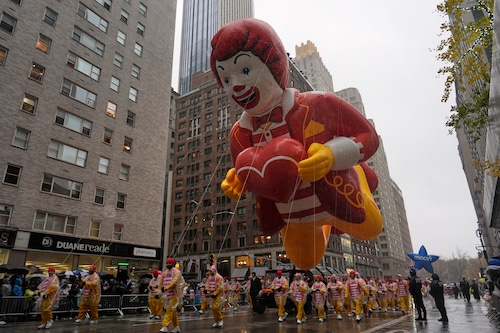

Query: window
[30,62,45,82]
[106,101,116,118]
[3,164,21,186]
[67,52,101,81]
[94,188,105,204]
[43,7,58,26]
[62,79,96,108]
[0,205,12,226]
[133,43,142,56]
[131,64,140,79]
[129,87,138,101]
[0,45,7,65]
[126,110,135,126]
[110,76,120,91]
[116,193,126,209]
[41,174,82,199]
[137,22,145,36]
[77,3,108,32]
[123,137,132,152]
[139,3,147,16]
[1,12,17,33]
[113,53,123,67]
[72,26,104,56]
[120,9,128,23]
[90,220,100,237]
[98,156,110,174]
[12,127,30,149]
[21,94,37,114]
[119,164,130,180]
[113,224,123,240]
[36,34,51,54]
[34,211,76,234]
[117,30,126,45]
[102,128,113,144]
[48,140,87,167]
[95,0,111,10]
[55,108,92,136]
[10,0,22,5]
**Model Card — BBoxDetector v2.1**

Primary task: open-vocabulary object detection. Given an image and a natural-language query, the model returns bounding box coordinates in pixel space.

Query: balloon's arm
[298,143,334,182]
[221,168,245,200]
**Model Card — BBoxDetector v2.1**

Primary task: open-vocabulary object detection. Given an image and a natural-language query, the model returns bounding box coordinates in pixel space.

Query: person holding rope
[206,265,224,328]
[75,265,100,325]
[36,267,59,329]
[159,258,183,333]
[148,269,163,320]
[271,270,289,322]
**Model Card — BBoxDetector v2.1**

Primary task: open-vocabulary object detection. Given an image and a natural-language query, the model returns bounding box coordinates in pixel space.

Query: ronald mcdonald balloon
[211,18,383,270]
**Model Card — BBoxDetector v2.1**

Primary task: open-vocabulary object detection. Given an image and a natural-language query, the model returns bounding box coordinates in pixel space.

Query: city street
[2,296,499,333]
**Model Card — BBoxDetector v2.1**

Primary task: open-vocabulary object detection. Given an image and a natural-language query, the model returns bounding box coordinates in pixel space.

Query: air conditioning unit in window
[0,206,10,212]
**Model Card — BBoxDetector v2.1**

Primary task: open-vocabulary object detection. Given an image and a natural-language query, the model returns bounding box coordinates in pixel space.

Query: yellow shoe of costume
[280,165,383,270]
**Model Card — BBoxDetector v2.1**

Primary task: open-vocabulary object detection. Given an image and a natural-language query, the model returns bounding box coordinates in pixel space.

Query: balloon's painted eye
[242,67,250,75]
[223,77,229,84]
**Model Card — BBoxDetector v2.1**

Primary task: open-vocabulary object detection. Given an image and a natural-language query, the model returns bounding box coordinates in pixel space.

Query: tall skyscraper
[177,0,253,95]
[0,0,176,276]
[294,40,334,92]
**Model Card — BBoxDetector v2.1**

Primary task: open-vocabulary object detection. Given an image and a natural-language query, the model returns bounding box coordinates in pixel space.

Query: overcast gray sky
[173,0,479,259]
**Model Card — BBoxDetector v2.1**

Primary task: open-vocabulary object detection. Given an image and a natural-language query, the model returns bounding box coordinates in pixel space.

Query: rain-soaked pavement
[2,296,499,332]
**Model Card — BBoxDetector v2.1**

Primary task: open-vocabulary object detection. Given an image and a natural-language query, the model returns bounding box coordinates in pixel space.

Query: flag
[187,258,193,272]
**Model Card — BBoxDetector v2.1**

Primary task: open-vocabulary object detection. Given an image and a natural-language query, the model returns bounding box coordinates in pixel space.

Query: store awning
[251,267,268,278]
[231,267,248,279]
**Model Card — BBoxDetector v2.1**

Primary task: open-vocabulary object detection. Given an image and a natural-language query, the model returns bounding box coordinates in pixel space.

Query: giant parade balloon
[211,18,383,269]
[407,245,439,274]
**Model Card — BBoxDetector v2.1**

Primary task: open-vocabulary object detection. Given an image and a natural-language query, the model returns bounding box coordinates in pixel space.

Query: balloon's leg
[280,223,331,270]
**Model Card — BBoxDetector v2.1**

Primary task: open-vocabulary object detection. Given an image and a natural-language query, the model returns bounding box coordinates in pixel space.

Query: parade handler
[271,270,289,322]
[75,265,101,324]
[148,269,163,320]
[36,267,59,329]
[211,18,382,270]
[159,258,183,333]
[206,265,224,328]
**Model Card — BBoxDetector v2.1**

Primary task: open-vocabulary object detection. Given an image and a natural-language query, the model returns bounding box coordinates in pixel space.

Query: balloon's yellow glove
[298,143,334,182]
[221,168,244,200]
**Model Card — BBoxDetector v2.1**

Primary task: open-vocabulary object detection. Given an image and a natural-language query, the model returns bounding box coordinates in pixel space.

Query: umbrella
[7,266,29,275]
[0,264,14,273]
[64,270,75,277]
[26,273,47,281]
[74,269,89,277]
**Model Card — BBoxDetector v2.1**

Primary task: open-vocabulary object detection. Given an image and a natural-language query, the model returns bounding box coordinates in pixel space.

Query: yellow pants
[350,296,363,316]
[294,300,306,320]
[77,297,98,320]
[211,295,222,323]
[40,298,53,324]
[275,296,286,317]
[200,298,208,311]
[399,295,410,312]
[315,301,325,319]
[162,296,179,328]
[149,295,163,317]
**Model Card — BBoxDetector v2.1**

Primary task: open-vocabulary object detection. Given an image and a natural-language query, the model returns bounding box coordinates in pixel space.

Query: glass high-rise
[178,0,253,95]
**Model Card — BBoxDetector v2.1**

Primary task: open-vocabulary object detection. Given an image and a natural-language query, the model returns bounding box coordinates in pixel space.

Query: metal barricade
[52,296,79,316]
[0,296,30,317]
[120,294,149,313]
[98,295,123,316]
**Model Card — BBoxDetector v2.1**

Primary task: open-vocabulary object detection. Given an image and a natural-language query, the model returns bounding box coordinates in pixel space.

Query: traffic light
[210,253,215,265]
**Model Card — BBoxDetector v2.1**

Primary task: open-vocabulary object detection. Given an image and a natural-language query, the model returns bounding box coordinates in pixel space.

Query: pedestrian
[148,270,162,320]
[271,270,289,322]
[75,265,101,325]
[249,272,261,314]
[344,271,368,322]
[408,268,426,321]
[229,277,241,311]
[289,273,308,324]
[460,277,471,303]
[311,275,327,322]
[327,274,344,320]
[159,258,183,333]
[471,278,481,300]
[396,274,410,315]
[429,273,448,323]
[36,267,59,329]
[206,265,224,328]
[452,283,460,299]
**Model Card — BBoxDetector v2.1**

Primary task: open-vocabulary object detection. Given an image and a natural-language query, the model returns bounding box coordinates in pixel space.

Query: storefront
[18,231,161,278]
[0,226,17,265]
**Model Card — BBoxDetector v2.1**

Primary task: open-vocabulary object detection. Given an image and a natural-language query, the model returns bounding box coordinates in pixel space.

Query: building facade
[177,0,253,95]
[0,0,176,277]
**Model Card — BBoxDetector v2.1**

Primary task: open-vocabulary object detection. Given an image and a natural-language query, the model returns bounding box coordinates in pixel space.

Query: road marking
[361,314,411,333]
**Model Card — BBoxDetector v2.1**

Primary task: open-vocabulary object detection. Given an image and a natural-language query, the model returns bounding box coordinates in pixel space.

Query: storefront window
[25,251,73,274]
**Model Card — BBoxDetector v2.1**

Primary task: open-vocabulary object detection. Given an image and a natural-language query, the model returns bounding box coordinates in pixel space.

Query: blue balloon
[407,245,439,274]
